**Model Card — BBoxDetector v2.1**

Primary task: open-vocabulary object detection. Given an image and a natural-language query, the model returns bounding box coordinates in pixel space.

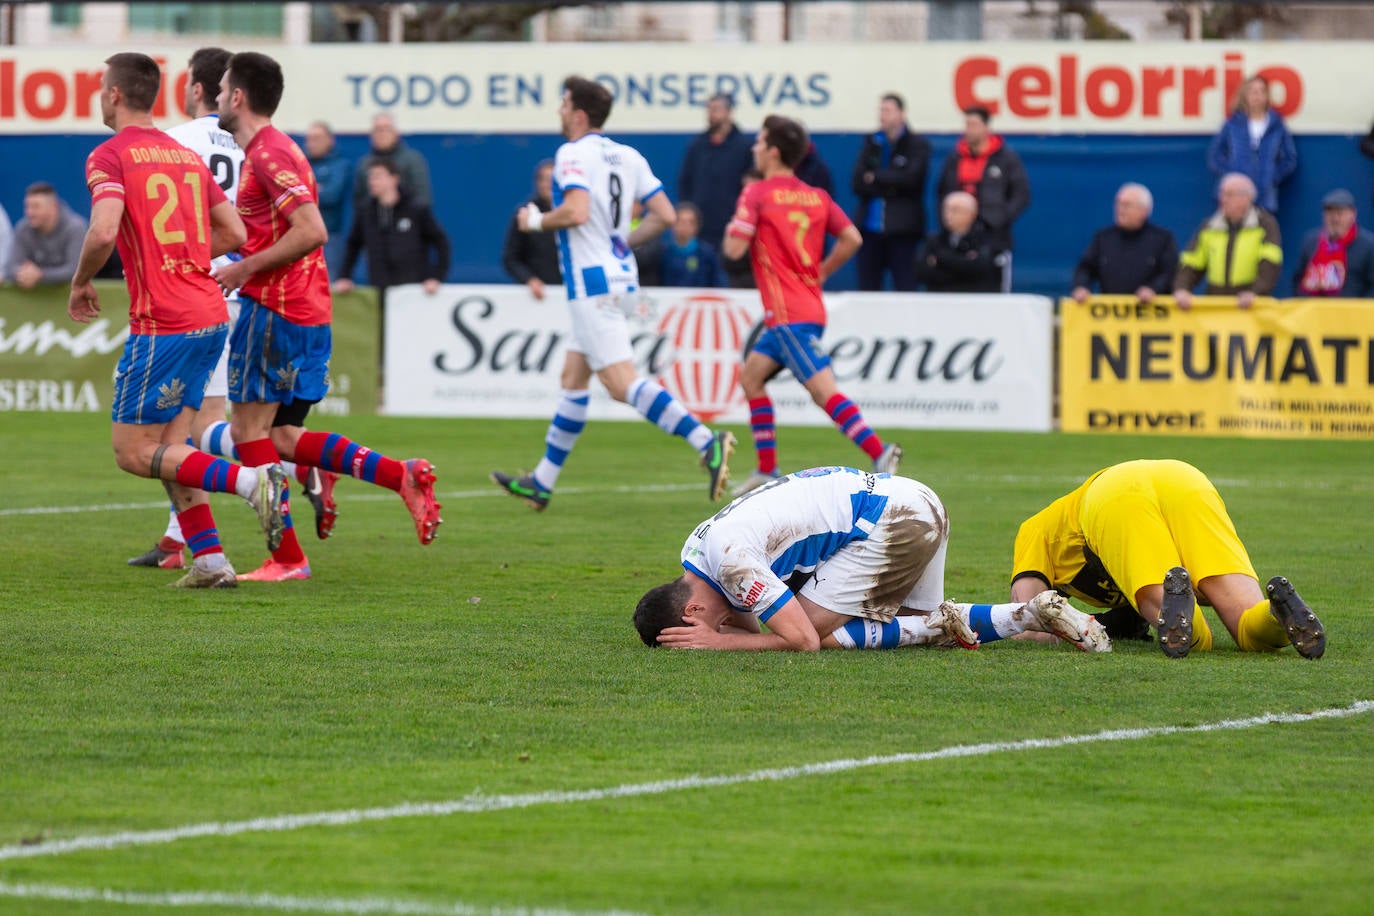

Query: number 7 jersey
[727,174,852,327]
[553,132,662,300]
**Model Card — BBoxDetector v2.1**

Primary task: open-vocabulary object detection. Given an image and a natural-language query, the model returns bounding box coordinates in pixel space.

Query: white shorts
[566,293,635,371]
[798,477,950,622]
[203,297,240,399]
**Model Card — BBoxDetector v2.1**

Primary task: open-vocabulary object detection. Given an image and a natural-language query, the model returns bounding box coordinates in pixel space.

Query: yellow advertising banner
[1060,296,1374,439]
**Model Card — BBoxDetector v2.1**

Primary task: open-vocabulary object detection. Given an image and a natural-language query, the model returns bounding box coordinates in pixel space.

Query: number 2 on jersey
[208,152,236,193]
[147,172,206,245]
[786,211,812,266]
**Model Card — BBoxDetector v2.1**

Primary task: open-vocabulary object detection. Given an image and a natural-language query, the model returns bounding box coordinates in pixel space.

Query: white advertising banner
[383,284,1052,432]
[0,42,1367,135]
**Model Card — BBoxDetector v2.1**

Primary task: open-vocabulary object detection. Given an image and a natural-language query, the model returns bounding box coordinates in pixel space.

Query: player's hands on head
[67,282,100,323]
[656,610,723,650]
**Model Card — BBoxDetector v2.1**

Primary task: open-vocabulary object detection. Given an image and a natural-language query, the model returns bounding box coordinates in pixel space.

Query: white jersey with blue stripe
[680,467,891,623]
[553,132,661,300]
[165,115,245,273]
[164,115,243,204]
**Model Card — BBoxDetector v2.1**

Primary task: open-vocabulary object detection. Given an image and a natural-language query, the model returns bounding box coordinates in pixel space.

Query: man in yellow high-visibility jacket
[1173,172,1282,310]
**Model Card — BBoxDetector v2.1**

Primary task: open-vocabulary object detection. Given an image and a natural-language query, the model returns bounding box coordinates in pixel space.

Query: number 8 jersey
[553,132,662,300]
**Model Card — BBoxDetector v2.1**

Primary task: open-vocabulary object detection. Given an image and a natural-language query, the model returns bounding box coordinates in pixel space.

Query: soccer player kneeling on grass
[1010,458,1325,659]
[633,466,1110,653]
[68,52,286,588]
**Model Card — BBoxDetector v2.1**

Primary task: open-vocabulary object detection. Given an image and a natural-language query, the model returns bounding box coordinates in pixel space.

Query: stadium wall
[1,43,1372,300]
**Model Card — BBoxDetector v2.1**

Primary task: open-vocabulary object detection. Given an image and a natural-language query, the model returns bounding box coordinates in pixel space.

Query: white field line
[3,470,1368,518]
[0,882,645,916]
[0,483,702,517]
[2,700,1368,865]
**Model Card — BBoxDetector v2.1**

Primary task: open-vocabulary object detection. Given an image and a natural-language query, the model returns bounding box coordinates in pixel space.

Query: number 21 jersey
[553,132,662,300]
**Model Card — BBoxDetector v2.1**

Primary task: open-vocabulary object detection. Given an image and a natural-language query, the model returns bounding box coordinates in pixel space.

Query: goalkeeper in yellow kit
[1010,459,1325,659]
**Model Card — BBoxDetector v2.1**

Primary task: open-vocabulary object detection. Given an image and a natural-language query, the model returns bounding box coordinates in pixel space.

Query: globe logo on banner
[655,294,754,422]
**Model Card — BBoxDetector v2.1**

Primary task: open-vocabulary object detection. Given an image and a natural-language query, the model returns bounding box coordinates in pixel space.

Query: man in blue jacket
[677,93,754,250]
[304,120,352,278]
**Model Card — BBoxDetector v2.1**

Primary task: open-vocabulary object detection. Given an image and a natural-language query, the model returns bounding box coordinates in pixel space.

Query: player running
[722,115,902,496]
[634,466,1109,653]
[491,76,734,511]
[210,51,441,582]
[69,52,286,588]
[127,47,339,571]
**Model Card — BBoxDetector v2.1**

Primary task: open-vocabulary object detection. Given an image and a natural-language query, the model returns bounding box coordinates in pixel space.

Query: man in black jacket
[501,159,561,300]
[678,93,754,250]
[920,192,1002,294]
[334,158,451,318]
[851,93,930,292]
[1070,183,1178,302]
[936,107,1030,261]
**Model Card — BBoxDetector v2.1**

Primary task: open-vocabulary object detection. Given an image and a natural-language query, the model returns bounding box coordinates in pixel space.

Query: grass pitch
[1,412,1371,915]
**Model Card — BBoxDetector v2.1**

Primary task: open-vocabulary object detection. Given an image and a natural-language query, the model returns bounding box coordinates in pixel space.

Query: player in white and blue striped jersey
[491,76,734,512]
[634,466,1110,653]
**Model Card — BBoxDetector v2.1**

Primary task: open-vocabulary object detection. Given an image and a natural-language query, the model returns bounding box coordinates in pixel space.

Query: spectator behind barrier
[851,92,930,292]
[305,120,353,279]
[676,92,752,254]
[1207,74,1297,215]
[1173,173,1281,311]
[502,159,562,300]
[352,112,433,213]
[794,140,834,196]
[1070,183,1178,303]
[629,198,664,287]
[5,182,87,288]
[660,202,727,288]
[335,159,450,306]
[1293,188,1374,298]
[936,106,1030,263]
[919,191,1001,294]
[678,92,754,253]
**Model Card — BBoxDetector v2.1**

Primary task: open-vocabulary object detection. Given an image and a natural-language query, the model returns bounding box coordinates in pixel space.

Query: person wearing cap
[1172,173,1281,310]
[1293,188,1374,298]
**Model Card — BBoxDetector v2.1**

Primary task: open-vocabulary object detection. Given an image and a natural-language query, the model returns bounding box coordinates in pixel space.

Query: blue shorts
[111,324,227,425]
[750,323,831,382]
[228,294,331,406]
